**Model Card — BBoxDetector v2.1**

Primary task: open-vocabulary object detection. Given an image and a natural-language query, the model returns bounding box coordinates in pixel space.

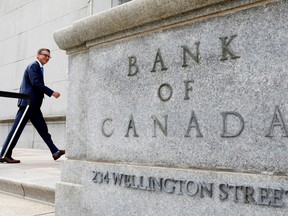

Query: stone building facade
[0,0,131,150]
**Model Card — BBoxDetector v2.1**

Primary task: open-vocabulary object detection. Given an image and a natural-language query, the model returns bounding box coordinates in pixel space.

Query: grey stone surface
[0,192,55,216]
[84,0,288,174]
[54,0,227,50]
[82,162,288,216]
[0,148,62,204]
[23,183,55,204]
[54,0,288,215]
[66,52,89,159]
[55,182,82,216]
[0,179,24,197]
[61,159,84,185]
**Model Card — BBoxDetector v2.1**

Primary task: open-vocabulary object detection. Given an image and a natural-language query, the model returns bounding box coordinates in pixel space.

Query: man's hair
[37,48,50,55]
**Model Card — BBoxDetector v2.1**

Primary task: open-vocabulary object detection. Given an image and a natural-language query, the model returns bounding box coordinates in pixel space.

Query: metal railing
[0,90,30,158]
[0,91,30,101]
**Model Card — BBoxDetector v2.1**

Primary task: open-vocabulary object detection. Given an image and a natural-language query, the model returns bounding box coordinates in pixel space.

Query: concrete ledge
[23,183,55,204]
[0,179,24,196]
[0,178,55,204]
[54,0,278,51]
[54,0,224,50]
[0,149,61,205]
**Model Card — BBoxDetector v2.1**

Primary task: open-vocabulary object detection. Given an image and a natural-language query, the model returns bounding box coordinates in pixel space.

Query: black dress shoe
[0,157,21,163]
[53,150,65,160]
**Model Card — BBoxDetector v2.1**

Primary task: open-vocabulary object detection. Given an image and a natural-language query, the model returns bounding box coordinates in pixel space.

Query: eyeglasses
[40,53,52,59]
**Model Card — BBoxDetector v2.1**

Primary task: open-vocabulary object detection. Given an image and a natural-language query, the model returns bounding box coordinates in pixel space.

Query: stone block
[54,0,288,215]
[55,182,83,216]
[82,162,288,216]
[83,0,288,174]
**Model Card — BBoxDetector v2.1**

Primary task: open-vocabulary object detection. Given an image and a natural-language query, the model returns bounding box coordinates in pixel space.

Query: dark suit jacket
[18,61,54,108]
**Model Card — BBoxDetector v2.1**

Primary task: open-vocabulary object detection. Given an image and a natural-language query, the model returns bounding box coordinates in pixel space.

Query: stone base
[57,161,288,215]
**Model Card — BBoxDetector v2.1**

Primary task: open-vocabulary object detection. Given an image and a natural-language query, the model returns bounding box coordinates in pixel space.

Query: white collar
[36,59,43,68]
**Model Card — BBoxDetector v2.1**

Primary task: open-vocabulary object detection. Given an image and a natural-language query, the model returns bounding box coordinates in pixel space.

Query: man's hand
[52,91,61,98]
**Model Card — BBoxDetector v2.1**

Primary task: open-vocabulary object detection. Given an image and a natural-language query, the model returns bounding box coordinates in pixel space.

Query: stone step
[0,192,55,216]
[0,148,63,204]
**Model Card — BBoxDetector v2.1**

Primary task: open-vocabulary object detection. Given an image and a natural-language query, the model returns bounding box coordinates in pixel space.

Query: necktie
[41,67,44,75]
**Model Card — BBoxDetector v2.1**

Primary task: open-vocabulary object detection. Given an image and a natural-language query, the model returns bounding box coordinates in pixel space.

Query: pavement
[0,193,55,216]
[0,148,65,216]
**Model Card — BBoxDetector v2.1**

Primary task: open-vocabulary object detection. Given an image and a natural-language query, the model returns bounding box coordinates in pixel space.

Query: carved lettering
[128,56,139,76]
[112,173,123,186]
[185,111,203,137]
[181,42,200,67]
[175,180,185,195]
[220,35,240,61]
[138,176,148,190]
[265,106,288,137]
[151,49,168,72]
[258,187,269,205]
[158,83,173,102]
[149,177,163,191]
[185,181,199,196]
[102,108,288,138]
[152,115,168,137]
[242,186,256,204]
[270,188,285,207]
[230,185,242,202]
[163,179,175,194]
[92,171,103,183]
[183,80,194,100]
[221,111,244,138]
[131,175,138,189]
[124,175,131,187]
[125,115,139,137]
[101,118,114,137]
[199,182,213,198]
[127,37,241,76]
[219,184,229,200]
[92,171,288,207]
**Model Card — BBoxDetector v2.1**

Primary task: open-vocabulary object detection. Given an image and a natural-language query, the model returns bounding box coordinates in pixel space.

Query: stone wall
[54,0,288,215]
[0,0,88,150]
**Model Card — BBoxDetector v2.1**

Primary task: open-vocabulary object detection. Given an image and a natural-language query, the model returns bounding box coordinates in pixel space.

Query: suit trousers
[1,106,59,158]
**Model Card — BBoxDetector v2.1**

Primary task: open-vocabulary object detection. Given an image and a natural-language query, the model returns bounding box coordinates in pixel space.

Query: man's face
[37,50,51,65]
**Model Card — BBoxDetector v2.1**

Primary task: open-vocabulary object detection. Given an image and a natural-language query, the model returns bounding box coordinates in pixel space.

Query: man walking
[0,48,65,163]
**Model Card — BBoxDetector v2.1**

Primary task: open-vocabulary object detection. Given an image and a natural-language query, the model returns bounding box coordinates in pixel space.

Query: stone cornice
[54,0,278,52]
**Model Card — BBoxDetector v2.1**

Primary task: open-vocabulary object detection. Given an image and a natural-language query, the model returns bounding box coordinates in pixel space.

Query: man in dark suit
[0,48,65,163]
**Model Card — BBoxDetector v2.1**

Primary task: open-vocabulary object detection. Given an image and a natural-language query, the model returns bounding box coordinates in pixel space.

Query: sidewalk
[0,192,55,216]
[0,148,64,216]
